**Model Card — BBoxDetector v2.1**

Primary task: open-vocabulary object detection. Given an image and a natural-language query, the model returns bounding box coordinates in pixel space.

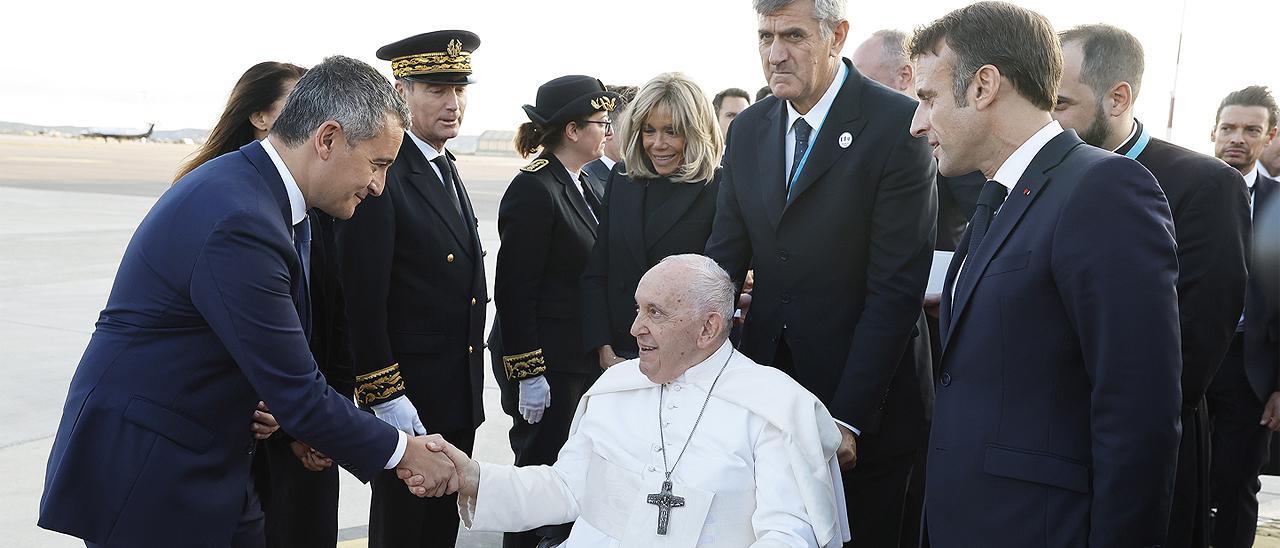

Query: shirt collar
[1111,120,1138,153]
[406,129,444,162]
[991,120,1065,192]
[600,156,617,171]
[1256,159,1272,181]
[785,61,848,135]
[260,137,307,225]
[1243,164,1258,190]
[672,339,735,388]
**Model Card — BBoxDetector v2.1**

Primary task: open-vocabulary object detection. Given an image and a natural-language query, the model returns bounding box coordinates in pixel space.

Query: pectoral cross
[646,479,685,535]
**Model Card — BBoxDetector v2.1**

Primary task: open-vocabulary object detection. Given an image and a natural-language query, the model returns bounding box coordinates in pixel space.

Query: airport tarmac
[3,133,1280,547]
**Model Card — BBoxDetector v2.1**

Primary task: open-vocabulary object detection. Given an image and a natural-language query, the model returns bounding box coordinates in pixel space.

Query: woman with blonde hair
[581,72,724,369]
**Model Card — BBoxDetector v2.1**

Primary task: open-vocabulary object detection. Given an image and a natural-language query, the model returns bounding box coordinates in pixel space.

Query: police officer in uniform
[490,75,617,548]
[335,30,487,548]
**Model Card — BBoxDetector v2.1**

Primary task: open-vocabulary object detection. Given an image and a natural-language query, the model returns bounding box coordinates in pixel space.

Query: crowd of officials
[34,0,1280,547]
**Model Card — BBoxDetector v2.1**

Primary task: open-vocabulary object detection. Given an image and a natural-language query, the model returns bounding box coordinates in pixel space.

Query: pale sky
[4,0,1277,155]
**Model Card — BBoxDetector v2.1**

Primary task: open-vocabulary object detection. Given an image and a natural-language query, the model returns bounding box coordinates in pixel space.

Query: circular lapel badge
[838,132,853,149]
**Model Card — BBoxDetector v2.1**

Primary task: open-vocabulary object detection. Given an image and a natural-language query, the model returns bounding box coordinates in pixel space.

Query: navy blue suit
[39,141,399,546]
[928,130,1182,548]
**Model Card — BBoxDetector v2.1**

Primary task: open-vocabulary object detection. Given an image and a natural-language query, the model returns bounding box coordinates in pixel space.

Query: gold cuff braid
[503,349,546,381]
[355,363,406,406]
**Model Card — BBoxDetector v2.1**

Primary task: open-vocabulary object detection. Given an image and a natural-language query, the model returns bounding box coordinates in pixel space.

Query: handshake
[394,434,478,498]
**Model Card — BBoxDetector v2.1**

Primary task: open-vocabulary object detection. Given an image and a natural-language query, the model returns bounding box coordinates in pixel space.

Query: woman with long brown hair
[175,61,306,180]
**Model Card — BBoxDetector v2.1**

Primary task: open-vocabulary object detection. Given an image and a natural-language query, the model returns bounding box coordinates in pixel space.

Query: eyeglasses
[581,120,614,132]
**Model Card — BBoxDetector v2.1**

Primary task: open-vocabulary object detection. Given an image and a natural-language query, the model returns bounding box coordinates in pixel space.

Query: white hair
[656,254,735,337]
[754,0,847,39]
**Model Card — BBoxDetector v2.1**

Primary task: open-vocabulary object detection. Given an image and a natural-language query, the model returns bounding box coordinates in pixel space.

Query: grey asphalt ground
[4,134,1280,547]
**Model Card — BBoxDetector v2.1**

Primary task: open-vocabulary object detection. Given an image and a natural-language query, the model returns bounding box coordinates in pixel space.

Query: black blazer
[306,210,355,398]
[934,171,985,251]
[335,135,487,433]
[930,130,1181,547]
[1245,173,1280,402]
[583,158,611,199]
[706,59,937,459]
[582,167,721,357]
[492,153,599,380]
[1117,120,1251,407]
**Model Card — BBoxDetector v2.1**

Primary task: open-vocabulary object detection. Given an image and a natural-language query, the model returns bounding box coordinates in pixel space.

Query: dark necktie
[580,175,602,219]
[292,214,313,342]
[788,118,812,195]
[967,180,1009,260]
[430,156,464,218]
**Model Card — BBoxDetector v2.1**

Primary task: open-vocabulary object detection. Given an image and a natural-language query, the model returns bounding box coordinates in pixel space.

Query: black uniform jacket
[492,153,599,380]
[335,134,487,432]
[581,165,720,357]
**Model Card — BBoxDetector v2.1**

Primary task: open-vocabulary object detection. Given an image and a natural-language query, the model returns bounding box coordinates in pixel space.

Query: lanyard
[1122,124,1150,160]
[787,66,850,198]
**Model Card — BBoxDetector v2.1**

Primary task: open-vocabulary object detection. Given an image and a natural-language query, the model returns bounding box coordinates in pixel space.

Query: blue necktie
[967,180,1008,261]
[788,118,812,194]
[293,214,313,342]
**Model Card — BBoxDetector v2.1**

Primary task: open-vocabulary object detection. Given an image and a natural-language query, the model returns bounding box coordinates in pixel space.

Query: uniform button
[648,465,657,472]
[940,372,952,387]
[781,292,792,304]
[653,444,662,452]
[471,297,477,305]
[778,250,789,262]
[446,253,455,263]
[468,345,474,354]
[674,385,683,392]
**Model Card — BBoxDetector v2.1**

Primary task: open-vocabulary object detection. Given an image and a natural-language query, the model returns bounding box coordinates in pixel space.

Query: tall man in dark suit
[1205,85,1280,548]
[1052,25,1251,548]
[705,1,937,545]
[335,31,488,548]
[909,4,1183,546]
[38,56,458,547]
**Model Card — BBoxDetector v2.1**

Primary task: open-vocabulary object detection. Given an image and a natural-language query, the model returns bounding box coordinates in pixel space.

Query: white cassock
[459,340,850,547]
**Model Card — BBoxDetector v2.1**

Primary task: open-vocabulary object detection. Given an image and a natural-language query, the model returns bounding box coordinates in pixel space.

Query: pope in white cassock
[420,254,850,547]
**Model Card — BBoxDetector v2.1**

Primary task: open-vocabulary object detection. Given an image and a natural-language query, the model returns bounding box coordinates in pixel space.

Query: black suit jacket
[935,171,985,251]
[583,158,612,199]
[1245,173,1280,402]
[306,210,355,397]
[492,153,599,379]
[930,130,1181,548]
[335,135,487,433]
[1117,120,1251,408]
[706,59,937,459]
[582,167,720,357]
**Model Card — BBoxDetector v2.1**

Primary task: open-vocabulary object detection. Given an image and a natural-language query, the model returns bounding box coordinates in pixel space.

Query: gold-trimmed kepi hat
[523,75,621,127]
[376,30,479,85]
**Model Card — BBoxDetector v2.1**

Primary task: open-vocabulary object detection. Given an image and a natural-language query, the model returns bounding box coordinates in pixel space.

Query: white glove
[518,376,552,424]
[370,395,427,435]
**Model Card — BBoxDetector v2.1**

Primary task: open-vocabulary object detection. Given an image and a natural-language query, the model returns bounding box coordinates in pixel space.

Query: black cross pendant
[645,480,686,535]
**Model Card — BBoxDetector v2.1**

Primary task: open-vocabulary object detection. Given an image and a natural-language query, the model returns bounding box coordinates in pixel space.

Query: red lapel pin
[1022,188,1031,196]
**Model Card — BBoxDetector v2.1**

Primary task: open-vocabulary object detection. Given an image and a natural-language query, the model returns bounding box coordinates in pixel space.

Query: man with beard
[1052,24,1251,548]
[336,31,489,548]
[1206,85,1280,548]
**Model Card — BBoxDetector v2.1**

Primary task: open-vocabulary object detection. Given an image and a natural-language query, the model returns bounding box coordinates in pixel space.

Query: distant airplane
[82,123,155,142]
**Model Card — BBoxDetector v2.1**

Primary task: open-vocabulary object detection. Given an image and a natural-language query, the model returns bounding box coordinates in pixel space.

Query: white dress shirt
[260,137,408,470]
[562,163,597,223]
[1258,159,1274,180]
[1244,164,1259,216]
[784,62,848,186]
[406,130,447,182]
[600,155,617,171]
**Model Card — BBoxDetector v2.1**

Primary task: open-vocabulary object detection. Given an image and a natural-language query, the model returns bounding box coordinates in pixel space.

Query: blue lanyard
[1122,124,1150,160]
[787,66,850,198]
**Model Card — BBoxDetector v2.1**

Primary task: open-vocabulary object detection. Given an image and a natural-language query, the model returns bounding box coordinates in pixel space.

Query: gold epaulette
[503,349,547,380]
[520,159,549,173]
[355,363,406,406]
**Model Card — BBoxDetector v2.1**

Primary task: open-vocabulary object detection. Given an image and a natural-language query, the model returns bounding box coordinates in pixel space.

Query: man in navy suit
[909,3,1182,547]
[38,56,458,547]
[1205,85,1280,548]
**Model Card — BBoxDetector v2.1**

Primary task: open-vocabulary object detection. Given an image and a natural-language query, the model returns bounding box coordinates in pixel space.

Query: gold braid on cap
[391,39,472,79]
[590,96,617,112]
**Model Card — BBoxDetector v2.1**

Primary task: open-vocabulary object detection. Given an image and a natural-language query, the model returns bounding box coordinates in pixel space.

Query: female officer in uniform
[489,75,618,548]
[581,72,724,369]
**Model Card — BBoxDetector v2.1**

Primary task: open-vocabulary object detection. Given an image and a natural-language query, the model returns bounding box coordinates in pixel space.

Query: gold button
[470,297,477,305]
[446,253,455,263]
[468,345,474,354]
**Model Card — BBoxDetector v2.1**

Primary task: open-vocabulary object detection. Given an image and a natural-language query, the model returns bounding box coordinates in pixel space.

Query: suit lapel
[947,132,1085,334]
[399,136,473,257]
[240,140,291,227]
[547,155,599,237]
[445,150,483,258]
[758,99,788,231]
[618,178,648,267]
[643,180,706,252]
[786,59,868,210]
[938,230,970,348]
